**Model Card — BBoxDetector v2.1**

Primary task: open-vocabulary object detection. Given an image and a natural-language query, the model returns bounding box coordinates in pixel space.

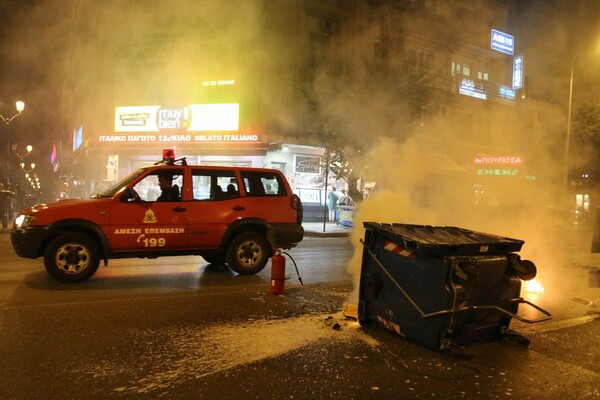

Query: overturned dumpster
[358,222,551,354]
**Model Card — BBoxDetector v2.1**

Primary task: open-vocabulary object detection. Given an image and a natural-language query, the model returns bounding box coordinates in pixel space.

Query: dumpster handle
[421,298,552,324]
[362,241,552,324]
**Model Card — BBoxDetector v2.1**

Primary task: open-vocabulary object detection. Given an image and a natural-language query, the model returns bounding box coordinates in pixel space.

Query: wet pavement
[1,222,599,399]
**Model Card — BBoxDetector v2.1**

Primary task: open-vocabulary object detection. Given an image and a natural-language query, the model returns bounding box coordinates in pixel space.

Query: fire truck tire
[43,233,100,283]
[226,231,269,275]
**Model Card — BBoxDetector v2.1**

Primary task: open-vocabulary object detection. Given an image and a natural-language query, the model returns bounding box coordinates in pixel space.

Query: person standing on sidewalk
[327,187,338,223]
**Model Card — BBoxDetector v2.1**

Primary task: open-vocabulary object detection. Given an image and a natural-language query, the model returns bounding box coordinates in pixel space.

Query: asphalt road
[0,229,598,399]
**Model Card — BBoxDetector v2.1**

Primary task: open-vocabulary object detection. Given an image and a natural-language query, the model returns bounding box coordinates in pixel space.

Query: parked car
[11,151,304,282]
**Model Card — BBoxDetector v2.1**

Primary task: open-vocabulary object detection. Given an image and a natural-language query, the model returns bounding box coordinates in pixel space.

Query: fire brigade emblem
[143,208,158,224]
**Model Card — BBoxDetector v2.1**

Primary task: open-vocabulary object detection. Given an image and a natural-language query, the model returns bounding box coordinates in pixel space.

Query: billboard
[512,55,524,89]
[114,104,240,133]
[491,29,514,55]
[459,78,486,100]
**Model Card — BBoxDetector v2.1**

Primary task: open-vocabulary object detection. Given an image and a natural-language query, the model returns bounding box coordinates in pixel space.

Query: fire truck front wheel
[43,233,101,283]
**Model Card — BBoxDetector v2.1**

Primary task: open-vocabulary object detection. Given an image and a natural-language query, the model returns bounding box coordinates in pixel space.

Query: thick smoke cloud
[0,1,592,301]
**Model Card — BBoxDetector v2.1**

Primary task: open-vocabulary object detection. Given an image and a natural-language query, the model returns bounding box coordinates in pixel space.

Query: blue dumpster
[358,222,551,354]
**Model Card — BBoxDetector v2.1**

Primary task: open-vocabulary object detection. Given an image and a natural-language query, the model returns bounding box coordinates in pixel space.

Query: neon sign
[474,156,522,164]
[476,169,519,176]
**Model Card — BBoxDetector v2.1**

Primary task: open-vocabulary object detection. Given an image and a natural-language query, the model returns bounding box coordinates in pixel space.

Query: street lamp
[13,144,33,160]
[20,162,35,174]
[0,101,25,187]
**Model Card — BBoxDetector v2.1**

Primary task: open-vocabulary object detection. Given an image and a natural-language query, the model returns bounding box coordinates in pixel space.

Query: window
[407,48,433,69]
[192,169,237,201]
[451,62,462,76]
[309,32,329,67]
[462,64,470,76]
[478,71,489,81]
[241,171,287,197]
[271,162,286,172]
[133,169,183,202]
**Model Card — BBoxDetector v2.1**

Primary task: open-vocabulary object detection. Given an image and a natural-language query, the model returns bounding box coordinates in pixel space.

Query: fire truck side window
[133,170,183,201]
[192,169,238,201]
[241,171,286,197]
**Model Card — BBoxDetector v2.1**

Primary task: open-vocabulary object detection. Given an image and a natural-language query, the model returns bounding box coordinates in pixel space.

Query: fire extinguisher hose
[283,251,303,286]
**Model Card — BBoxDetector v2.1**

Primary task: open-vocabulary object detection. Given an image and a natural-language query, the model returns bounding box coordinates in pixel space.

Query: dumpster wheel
[441,340,473,359]
[499,327,531,347]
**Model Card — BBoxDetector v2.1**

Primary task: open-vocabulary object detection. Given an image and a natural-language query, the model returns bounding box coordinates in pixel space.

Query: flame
[524,278,545,294]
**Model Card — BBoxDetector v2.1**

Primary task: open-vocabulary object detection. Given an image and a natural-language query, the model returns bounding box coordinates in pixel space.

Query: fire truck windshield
[96,169,147,198]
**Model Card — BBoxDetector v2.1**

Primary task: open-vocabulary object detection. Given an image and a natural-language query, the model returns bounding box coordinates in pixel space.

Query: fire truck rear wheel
[226,231,269,275]
[43,233,100,283]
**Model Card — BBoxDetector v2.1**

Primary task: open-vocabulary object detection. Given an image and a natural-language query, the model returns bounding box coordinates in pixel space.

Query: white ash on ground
[83,311,378,395]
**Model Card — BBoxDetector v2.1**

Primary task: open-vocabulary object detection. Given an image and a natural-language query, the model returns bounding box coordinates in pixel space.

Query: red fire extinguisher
[271,249,286,294]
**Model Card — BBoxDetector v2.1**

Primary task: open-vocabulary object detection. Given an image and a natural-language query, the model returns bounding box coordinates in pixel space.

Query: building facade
[59,0,580,215]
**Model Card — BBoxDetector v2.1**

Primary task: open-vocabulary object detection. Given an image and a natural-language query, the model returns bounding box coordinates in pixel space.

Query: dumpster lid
[363,222,524,256]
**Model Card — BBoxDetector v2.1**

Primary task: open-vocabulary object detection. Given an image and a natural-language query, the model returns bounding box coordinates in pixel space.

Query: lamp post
[560,60,575,214]
[0,101,25,188]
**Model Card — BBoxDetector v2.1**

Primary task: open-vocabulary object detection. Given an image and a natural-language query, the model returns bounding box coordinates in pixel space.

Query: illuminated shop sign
[498,85,516,101]
[474,155,522,177]
[294,155,321,174]
[73,125,83,151]
[512,55,524,89]
[476,168,519,176]
[98,133,260,144]
[474,156,522,164]
[459,78,486,100]
[114,104,239,133]
[201,79,235,86]
[491,29,514,55]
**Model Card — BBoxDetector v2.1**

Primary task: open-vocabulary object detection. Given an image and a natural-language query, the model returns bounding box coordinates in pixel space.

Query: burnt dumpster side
[358,222,550,353]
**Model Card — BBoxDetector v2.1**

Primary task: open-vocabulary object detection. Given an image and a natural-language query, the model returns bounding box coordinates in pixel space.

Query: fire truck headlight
[14,214,35,229]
